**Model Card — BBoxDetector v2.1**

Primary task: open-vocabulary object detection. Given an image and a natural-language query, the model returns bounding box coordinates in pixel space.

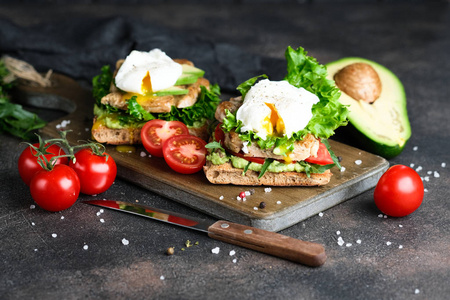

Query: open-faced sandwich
[204,46,349,186]
[91,49,221,144]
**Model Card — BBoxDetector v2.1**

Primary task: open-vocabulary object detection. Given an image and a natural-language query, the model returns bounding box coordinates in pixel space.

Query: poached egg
[236,79,319,140]
[115,49,182,94]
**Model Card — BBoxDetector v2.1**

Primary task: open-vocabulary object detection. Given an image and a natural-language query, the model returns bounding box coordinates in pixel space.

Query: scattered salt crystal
[414,289,420,294]
[410,163,415,168]
[276,201,281,205]
[386,241,392,246]
[337,237,345,246]
[242,197,247,202]
[31,222,35,226]
[61,216,64,220]
[100,209,104,213]
[85,128,89,131]
[355,160,362,165]
[264,187,272,193]
[52,233,57,238]
[441,162,446,168]
[318,212,324,217]
[434,171,440,178]
[30,205,35,209]
[245,191,251,196]
[253,207,258,211]
[378,214,384,218]
[140,151,147,157]
[340,166,346,172]
[160,275,165,280]
[427,171,432,175]
[356,239,361,244]
[346,243,352,247]
[229,250,236,256]
[336,231,341,235]
[232,258,237,263]
[399,224,403,228]
[83,245,88,250]
[384,215,388,219]
[236,196,242,201]
[100,219,105,223]
[122,238,129,246]
[416,166,422,172]
[424,188,428,193]
[399,245,403,249]
[424,176,430,182]
[211,247,220,254]
[413,146,418,151]
[96,212,101,216]
[34,249,38,252]
[219,195,224,200]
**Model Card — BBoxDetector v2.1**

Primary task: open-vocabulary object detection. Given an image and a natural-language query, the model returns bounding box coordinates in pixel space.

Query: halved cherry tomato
[18,143,68,186]
[214,123,225,144]
[305,142,334,165]
[162,135,207,174]
[374,165,424,217]
[141,120,189,157]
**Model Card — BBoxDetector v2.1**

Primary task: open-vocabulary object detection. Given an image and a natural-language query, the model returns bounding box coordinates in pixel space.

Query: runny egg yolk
[141,71,153,94]
[262,102,286,137]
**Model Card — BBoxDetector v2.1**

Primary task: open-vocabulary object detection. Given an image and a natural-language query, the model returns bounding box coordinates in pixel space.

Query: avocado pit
[334,62,382,104]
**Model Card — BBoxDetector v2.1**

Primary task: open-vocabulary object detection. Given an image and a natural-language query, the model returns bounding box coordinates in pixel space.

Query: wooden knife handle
[208,220,326,267]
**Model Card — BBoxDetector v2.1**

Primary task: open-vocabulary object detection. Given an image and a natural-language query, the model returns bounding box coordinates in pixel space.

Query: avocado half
[326,57,411,159]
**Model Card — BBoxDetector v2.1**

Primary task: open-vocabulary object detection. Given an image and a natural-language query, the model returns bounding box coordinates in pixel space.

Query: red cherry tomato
[305,142,334,165]
[374,165,424,217]
[162,135,207,174]
[18,143,68,186]
[141,120,189,157]
[30,164,80,212]
[69,148,117,195]
[214,123,225,144]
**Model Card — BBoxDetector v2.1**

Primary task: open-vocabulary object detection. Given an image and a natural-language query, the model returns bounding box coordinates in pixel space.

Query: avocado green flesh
[153,86,189,96]
[326,57,411,158]
[175,73,198,86]
[181,64,205,77]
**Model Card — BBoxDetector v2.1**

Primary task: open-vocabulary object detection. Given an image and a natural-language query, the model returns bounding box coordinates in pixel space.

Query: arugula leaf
[236,74,268,99]
[0,59,46,140]
[205,141,224,152]
[297,161,334,178]
[258,158,274,179]
[321,138,341,169]
[242,161,251,176]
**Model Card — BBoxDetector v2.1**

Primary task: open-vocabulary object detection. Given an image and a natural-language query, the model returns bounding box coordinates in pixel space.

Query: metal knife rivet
[221,223,230,229]
[244,229,253,234]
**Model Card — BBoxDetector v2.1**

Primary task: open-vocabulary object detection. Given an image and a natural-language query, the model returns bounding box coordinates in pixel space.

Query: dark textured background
[1,2,449,300]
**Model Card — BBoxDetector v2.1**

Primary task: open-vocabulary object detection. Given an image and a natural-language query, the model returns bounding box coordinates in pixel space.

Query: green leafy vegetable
[92,65,113,107]
[258,158,274,179]
[0,59,46,140]
[236,74,268,99]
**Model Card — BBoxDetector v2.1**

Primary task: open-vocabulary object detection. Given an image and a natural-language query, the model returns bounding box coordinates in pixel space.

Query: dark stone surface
[1,3,449,299]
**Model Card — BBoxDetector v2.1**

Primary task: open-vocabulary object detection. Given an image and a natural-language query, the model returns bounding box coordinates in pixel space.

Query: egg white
[115,49,182,94]
[236,79,319,140]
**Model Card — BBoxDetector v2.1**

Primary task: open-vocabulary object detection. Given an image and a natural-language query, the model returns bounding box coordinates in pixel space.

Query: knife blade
[82,199,326,267]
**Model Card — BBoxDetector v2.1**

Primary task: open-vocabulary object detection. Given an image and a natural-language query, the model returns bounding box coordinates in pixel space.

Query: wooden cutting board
[16,74,389,232]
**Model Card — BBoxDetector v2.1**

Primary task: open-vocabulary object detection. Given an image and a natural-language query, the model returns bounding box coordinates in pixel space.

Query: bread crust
[203,160,332,186]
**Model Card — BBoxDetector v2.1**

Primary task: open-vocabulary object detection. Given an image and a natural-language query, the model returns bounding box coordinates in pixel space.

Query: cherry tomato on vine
[305,142,334,165]
[162,134,207,174]
[69,148,117,195]
[141,120,189,157]
[374,165,424,217]
[18,143,68,186]
[30,164,80,212]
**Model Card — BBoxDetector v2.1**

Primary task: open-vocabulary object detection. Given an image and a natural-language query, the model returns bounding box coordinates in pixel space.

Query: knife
[82,199,327,267]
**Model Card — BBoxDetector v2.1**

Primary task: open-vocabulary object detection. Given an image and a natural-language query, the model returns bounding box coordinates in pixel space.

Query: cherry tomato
[141,120,189,157]
[18,143,68,186]
[305,142,334,165]
[374,165,424,217]
[69,148,117,195]
[214,123,225,144]
[30,164,80,212]
[163,134,207,174]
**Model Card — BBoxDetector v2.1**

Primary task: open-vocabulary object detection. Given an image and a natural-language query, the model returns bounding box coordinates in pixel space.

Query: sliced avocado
[175,73,199,86]
[326,57,411,159]
[153,86,189,96]
[181,64,205,77]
